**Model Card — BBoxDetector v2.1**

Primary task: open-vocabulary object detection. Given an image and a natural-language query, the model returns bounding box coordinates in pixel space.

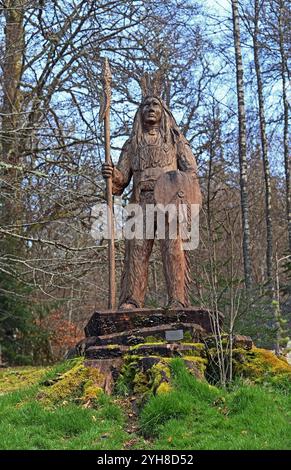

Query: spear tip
[102,57,112,83]
[99,57,112,122]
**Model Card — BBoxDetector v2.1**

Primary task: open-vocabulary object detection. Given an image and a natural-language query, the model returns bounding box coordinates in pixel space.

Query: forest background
[0,0,290,365]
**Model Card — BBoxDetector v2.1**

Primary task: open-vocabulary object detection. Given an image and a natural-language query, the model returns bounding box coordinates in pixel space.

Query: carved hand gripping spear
[99,58,116,309]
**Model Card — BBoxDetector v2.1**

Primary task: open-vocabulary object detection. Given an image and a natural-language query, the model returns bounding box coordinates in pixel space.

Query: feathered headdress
[139,71,164,99]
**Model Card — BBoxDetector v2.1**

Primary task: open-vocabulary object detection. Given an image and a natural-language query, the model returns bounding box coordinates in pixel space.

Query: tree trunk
[231,0,252,289]
[1,0,24,164]
[1,1,25,226]
[253,0,273,283]
[278,0,291,251]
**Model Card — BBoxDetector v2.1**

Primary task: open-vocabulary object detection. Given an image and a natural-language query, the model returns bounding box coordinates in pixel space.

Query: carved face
[141,97,162,125]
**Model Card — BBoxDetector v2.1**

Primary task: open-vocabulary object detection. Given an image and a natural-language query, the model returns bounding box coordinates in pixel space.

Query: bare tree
[1,0,25,226]
[276,0,291,251]
[231,0,252,290]
[253,0,273,284]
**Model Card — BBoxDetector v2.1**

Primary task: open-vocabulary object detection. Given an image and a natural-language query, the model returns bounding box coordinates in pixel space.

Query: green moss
[124,354,171,362]
[38,360,105,406]
[150,361,171,393]
[116,346,210,399]
[0,367,48,394]
[181,331,192,342]
[180,343,206,357]
[205,334,229,348]
[129,342,205,358]
[129,342,164,351]
[182,356,208,379]
[115,355,172,398]
[144,336,164,344]
[156,382,172,394]
[114,359,139,396]
[133,371,149,395]
[233,347,291,386]
[183,355,207,364]
[83,382,103,401]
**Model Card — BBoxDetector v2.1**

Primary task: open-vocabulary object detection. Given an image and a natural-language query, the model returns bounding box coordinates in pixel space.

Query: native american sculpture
[102,74,202,310]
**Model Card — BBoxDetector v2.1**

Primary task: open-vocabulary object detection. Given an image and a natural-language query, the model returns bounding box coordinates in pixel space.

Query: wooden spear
[99,58,116,310]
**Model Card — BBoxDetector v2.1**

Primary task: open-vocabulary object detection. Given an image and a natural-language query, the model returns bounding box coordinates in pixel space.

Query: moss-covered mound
[0,355,290,450]
[37,358,105,406]
[114,340,209,399]
[116,341,291,398]
[206,345,291,388]
[2,341,289,408]
[232,347,291,388]
[0,367,48,394]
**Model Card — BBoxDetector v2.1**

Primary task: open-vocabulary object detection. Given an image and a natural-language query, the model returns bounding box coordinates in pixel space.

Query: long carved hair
[129,95,183,153]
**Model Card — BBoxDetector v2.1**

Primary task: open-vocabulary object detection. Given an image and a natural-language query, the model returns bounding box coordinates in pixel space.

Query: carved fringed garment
[112,130,201,308]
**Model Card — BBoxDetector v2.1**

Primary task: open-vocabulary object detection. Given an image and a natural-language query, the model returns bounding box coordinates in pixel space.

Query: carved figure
[102,91,201,309]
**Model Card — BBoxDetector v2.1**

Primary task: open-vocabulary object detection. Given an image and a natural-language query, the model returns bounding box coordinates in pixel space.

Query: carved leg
[119,237,154,308]
[159,235,190,308]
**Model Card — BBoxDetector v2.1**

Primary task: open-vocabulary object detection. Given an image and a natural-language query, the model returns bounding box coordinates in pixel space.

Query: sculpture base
[69,307,225,359]
[68,307,252,395]
[84,306,223,338]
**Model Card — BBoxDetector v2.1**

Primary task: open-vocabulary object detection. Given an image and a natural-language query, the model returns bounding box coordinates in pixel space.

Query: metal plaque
[165,329,184,341]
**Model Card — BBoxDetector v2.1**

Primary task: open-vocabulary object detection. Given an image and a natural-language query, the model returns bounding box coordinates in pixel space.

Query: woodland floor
[0,359,290,450]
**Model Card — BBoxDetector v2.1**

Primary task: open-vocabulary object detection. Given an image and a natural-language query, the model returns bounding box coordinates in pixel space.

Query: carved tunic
[111,125,201,309]
[112,131,199,204]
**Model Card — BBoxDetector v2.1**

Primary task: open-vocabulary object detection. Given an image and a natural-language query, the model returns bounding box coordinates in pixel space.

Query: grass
[0,383,138,450]
[140,359,291,450]
[0,358,290,450]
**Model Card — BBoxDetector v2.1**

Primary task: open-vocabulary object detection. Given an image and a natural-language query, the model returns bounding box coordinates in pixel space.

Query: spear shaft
[100,59,116,310]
